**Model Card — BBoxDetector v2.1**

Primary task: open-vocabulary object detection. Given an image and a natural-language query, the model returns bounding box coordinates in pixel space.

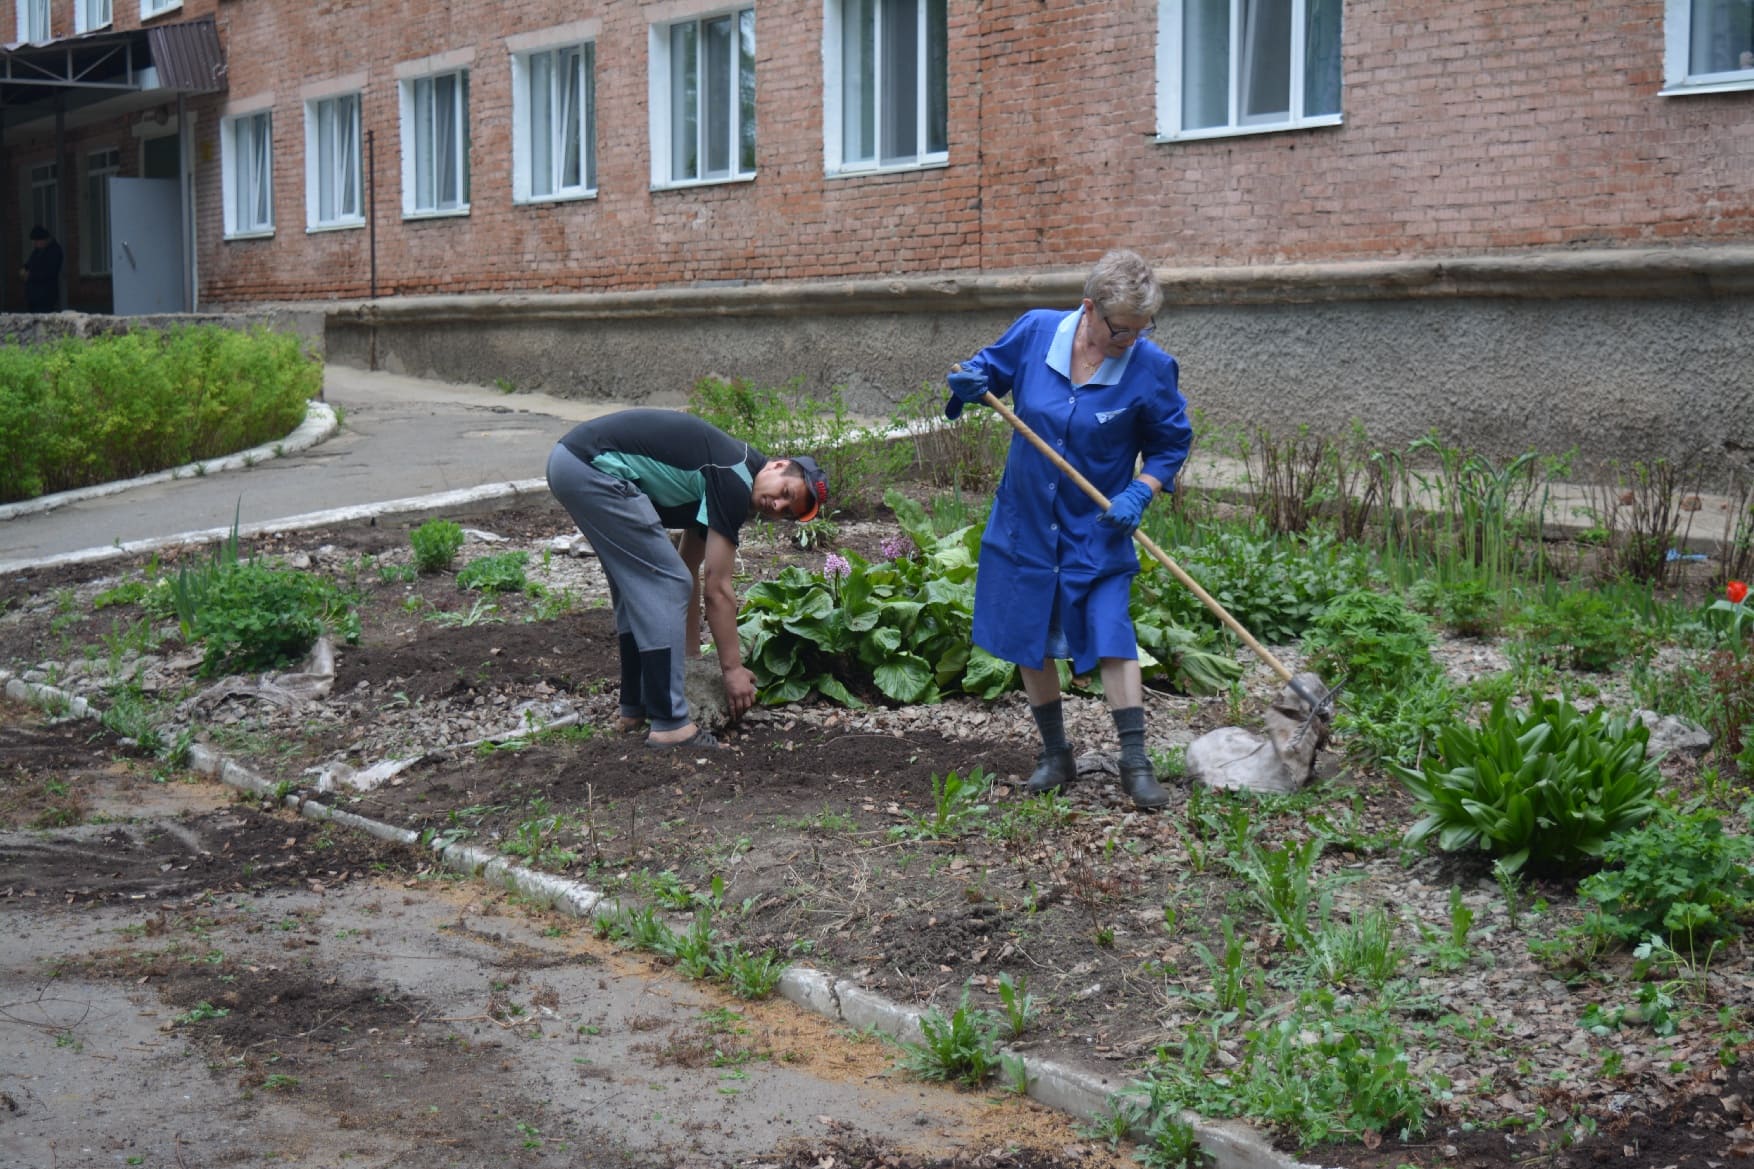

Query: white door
[107,177,184,315]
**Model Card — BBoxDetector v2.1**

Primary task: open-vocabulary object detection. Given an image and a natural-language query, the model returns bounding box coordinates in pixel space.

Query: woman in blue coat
[945,250,1191,809]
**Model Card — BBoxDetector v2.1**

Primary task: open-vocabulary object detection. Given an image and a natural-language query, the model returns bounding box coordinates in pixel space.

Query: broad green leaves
[1394,696,1661,874]
[738,488,1239,707]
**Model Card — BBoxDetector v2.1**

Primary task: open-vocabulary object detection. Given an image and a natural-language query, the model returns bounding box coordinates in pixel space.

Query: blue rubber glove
[943,368,989,421]
[1100,480,1154,532]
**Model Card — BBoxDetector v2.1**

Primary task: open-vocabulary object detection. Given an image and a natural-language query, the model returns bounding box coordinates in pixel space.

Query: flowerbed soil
[1,692,1134,1169]
[3,499,1752,1169]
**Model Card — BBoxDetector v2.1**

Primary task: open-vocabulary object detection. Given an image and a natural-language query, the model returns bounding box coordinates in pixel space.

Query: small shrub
[1578,804,1754,946]
[1517,590,1634,672]
[191,561,351,678]
[1305,588,1455,765]
[1438,577,1503,638]
[1703,648,1754,760]
[456,551,531,594]
[410,519,465,573]
[1303,588,1437,698]
[1394,696,1661,874]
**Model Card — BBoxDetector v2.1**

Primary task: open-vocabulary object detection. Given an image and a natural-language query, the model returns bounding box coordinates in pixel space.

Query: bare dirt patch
[1,698,1132,1169]
[3,500,1752,1168]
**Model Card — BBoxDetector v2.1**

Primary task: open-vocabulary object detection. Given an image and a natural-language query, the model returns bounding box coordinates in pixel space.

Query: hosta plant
[737,489,1238,706]
[1393,696,1660,874]
[736,492,1002,705]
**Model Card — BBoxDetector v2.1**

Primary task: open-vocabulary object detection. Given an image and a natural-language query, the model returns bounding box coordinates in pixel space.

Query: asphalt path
[0,368,638,573]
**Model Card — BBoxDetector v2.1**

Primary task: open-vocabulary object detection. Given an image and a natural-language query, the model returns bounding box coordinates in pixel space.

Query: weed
[994,971,1040,1039]
[895,989,1003,1088]
[175,1001,230,1025]
[410,519,465,573]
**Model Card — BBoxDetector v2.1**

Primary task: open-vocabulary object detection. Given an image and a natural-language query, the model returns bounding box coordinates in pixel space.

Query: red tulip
[1730,580,1750,605]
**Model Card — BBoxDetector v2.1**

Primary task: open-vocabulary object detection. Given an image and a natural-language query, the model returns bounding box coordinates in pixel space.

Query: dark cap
[28,226,49,240]
[791,455,828,522]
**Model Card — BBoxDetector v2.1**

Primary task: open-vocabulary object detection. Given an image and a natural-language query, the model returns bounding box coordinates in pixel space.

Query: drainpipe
[178,93,194,312]
[367,128,377,300]
[1,116,9,312]
[55,96,66,312]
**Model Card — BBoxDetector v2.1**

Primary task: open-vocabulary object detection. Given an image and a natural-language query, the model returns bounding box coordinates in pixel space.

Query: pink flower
[823,552,851,580]
[880,534,914,561]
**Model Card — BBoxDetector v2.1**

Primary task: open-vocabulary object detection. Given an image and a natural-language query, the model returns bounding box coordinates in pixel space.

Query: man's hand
[1100,480,1154,532]
[721,664,757,720]
[944,367,988,421]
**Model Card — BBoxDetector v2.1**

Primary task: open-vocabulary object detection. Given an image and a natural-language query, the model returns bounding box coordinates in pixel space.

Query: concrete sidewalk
[0,367,644,574]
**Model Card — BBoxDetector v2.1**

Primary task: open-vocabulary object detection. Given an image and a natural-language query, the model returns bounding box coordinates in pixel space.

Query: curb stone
[0,669,1330,1169]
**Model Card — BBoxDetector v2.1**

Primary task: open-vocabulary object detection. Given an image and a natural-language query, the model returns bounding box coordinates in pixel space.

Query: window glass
[520,44,593,199]
[409,70,469,213]
[76,0,112,32]
[313,94,362,225]
[28,162,57,243]
[659,9,754,185]
[225,113,273,235]
[20,0,49,41]
[1690,0,1754,75]
[1168,0,1341,136]
[83,148,120,275]
[836,0,946,169]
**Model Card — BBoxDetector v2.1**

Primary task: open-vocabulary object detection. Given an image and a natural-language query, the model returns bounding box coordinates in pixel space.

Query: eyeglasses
[1101,314,1155,342]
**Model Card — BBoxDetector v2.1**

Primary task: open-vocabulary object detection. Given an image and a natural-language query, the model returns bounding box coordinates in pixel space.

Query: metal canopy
[0,16,225,134]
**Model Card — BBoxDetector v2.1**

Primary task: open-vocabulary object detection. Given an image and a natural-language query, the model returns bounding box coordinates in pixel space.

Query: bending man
[547,409,827,750]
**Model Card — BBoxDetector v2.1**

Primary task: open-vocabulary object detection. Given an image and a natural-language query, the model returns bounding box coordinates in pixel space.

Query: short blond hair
[1083,249,1162,319]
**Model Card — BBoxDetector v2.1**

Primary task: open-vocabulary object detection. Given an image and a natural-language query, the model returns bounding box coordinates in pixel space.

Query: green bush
[1303,588,1437,697]
[189,561,354,677]
[456,551,531,593]
[410,520,465,573]
[1141,522,1377,645]
[1394,696,1661,874]
[1516,589,1635,672]
[1578,804,1754,946]
[1303,587,1456,766]
[0,325,319,504]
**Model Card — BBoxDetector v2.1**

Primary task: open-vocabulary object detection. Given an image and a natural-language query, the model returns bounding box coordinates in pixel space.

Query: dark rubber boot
[1025,748,1076,796]
[1119,759,1170,809]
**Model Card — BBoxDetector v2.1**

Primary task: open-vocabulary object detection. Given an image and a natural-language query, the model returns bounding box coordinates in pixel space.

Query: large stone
[684,657,730,732]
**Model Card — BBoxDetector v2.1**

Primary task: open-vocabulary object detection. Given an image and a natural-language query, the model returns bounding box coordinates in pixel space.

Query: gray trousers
[546,444,694,731]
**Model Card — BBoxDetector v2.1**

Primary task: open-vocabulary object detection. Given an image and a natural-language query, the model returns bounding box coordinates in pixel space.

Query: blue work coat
[964,308,1192,672]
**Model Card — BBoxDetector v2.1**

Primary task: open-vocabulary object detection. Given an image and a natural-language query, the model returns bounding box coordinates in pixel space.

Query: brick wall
[7,0,1752,307]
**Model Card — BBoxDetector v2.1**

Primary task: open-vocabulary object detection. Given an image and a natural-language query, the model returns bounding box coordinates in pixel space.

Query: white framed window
[1156,0,1342,141]
[1663,0,1754,93]
[81,148,120,276]
[650,8,755,187]
[399,69,470,216]
[75,0,112,34]
[513,42,596,202]
[140,0,179,18]
[222,111,274,238]
[305,93,363,229]
[16,0,49,42]
[24,162,58,246]
[825,0,947,175]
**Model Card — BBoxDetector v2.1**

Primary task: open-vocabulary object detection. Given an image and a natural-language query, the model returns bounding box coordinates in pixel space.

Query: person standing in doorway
[943,249,1192,809]
[19,226,63,313]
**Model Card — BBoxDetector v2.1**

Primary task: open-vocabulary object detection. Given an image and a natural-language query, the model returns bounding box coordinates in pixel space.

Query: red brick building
[6,0,1751,309]
[5,2,1752,473]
